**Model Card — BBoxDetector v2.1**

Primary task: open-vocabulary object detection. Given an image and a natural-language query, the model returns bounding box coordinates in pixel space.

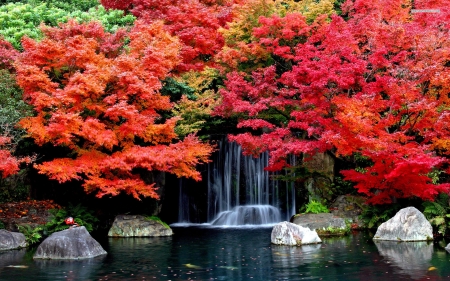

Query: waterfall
[176,138,297,226]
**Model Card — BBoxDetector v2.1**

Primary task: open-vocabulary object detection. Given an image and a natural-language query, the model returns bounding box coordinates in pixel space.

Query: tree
[0,1,135,49]
[0,38,33,179]
[214,0,450,204]
[100,0,237,71]
[16,20,213,200]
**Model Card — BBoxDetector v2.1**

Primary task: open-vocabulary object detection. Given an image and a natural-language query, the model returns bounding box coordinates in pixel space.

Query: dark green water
[1,226,450,280]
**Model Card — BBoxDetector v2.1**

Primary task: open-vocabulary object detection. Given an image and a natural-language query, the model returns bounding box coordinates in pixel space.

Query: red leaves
[0,38,18,71]
[101,0,234,71]
[16,20,213,200]
[0,200,61,224]
[0,150,20,179]
[342,150,450,204]
[215,0,450,203]
[0,137,23,179]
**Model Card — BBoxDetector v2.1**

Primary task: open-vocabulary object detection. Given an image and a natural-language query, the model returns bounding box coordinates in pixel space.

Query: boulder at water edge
[373,207,433,241]
[291,213,348,235]
[108,215,173,237]
[0,230,26,251]
[34,226,107,259]
[271,221,322,246]
[445,243,450,253]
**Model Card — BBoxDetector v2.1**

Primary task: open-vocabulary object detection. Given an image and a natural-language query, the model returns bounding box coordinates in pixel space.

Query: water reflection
[374,241,433,279]
[0,248,27,275]
[34,256,105,281]
[0,230,449,280]
[271,244,321,268]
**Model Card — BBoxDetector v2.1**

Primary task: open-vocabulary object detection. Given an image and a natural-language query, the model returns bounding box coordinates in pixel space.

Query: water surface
[1,227,450,280]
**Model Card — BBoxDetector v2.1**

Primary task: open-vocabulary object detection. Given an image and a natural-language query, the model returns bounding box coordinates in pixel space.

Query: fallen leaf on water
[6,265,29,268]
[184,264,202,269]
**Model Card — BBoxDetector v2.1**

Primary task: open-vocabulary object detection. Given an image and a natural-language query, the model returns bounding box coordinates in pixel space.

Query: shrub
[45,203,98,234]
[423,193,450,236]
[304,200,329,214]
[18,224,43,246]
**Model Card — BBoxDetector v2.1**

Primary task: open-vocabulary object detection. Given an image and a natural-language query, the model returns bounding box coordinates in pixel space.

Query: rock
[330,195,365,227]
[373,207,433,241]
[271,221,322,246]
[445,243,450,253]
[108,215,173,237]
[303,153,334,202]
[0,230,26,251]
[291,213,348,235]
[34,226,107,259]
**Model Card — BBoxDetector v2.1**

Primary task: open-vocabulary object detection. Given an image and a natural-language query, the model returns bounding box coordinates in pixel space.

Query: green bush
[423,193,450,236]
[304,200,329,214]
[18,224,43,246]
[0,71,33,144]
[45,203,98,234]
[360,203,400,229]
[0,2,135,49]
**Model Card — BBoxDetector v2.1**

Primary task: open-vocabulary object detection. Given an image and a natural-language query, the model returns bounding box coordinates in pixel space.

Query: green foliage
[18,224,43,246]
[0,220,4,229]
[304,200,329,214]
[316,224,350,236]
[0,72,32,200]
[171,68,226,139]
[161,77,196,102]
[423,193,450,235]
[33,0,100,11]
[0,1,135,49]
[360,204,400,229]
[330,177,355,196]
[0,71,33,146]
[146,215,170,229]
[45,203,98,234]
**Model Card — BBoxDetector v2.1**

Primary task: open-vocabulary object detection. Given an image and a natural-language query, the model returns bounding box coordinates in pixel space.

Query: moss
[316,226,350,237]
[146,216,170,229]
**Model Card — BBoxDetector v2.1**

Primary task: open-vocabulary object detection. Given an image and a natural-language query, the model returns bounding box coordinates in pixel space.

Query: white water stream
[177,139,296,226]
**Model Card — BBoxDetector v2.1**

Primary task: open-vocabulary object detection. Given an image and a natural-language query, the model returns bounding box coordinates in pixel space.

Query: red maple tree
[15,20,213,199]
[100,0,237,71]
[214,0,450,204]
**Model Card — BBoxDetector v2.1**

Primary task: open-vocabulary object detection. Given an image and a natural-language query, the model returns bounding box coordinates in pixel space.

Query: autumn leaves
[1,0,450,203]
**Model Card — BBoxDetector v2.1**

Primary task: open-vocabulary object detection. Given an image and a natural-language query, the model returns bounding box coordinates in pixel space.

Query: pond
[1,226,450,280]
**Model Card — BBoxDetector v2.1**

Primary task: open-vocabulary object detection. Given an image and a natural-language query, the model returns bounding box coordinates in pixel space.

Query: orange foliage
[16,20,213,200]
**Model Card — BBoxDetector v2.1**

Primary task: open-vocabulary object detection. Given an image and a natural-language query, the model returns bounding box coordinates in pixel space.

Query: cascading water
[176,138,297,226]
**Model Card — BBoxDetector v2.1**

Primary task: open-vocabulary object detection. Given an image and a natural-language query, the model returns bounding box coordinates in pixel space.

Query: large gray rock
[108,215,173,237]
[0,230,26,251]
[373,207,433,241]
[271,221,322,246]
[34,226,107,259]
[291,213,348,235]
